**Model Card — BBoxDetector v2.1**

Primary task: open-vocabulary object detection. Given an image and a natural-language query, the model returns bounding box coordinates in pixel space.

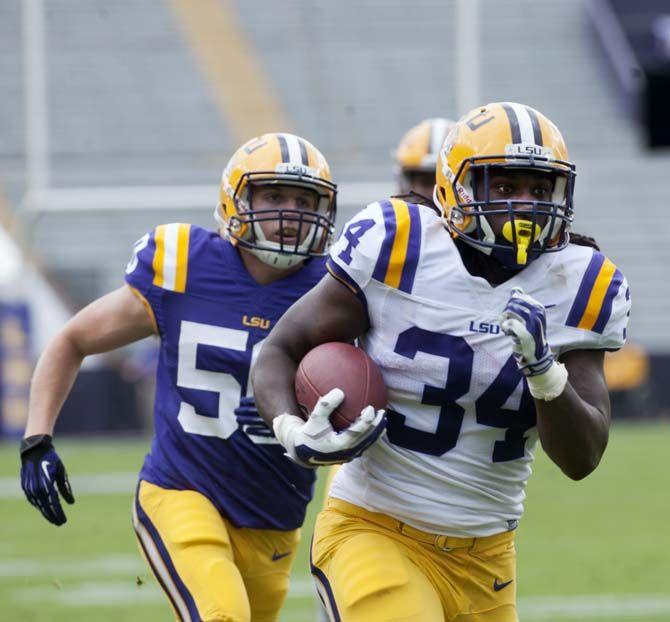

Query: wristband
[526,361,569,401]
[20,434,53,456]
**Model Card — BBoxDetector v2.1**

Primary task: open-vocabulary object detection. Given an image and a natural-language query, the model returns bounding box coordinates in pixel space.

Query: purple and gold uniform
[125,223,325,622]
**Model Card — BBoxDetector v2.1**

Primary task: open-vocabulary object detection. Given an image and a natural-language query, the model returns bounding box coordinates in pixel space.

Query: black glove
[20,434,75,526]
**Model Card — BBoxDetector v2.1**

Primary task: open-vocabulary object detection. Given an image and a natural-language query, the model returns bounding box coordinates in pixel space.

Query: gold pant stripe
[132,497,194,622]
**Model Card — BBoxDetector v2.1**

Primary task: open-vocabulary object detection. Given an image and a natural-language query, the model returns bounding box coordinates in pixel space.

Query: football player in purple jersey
[19,133,384,622]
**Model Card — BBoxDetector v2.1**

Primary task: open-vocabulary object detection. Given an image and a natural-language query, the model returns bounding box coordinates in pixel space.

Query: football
[294,342,388,431]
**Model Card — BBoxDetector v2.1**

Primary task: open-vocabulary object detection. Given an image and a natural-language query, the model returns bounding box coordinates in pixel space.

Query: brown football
[295,342,388,431]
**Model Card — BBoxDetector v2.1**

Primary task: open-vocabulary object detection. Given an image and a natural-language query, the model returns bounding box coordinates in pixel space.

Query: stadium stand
[1,0,669,407]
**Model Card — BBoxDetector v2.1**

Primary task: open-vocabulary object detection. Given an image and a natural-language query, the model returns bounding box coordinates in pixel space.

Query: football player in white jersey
[252,103,630,622]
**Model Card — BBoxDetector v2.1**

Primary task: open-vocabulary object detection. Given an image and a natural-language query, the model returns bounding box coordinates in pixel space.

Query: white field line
[0,473,137,498]
[10,578,317,606]
[4,558,670,619]
[0,555,142,578]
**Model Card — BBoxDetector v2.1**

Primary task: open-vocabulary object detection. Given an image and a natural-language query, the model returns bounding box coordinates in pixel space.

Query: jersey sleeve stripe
[152,225,167,288]
[371,200,397,282]
[153,224,191,292]
[175,224,190,292]
[398,202,422,293]
[591,268,624,334]
[566,251,605,328]
[577,258,617,331]
[384,199,412,288]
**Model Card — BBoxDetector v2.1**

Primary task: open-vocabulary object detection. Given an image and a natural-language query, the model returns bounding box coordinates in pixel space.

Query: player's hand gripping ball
[272,343,388,468]
[295,342,387,430]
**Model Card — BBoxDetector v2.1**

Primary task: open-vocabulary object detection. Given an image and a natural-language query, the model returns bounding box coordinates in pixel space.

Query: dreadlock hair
[569,232,600,251]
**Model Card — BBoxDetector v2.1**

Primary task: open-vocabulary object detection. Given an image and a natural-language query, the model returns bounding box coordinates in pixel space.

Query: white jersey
[327,198,630,537]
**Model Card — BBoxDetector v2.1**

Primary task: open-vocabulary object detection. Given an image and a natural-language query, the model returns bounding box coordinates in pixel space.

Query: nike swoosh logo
[41,460,51,481]
[544,304,557,309]
[271,551,291,562]
[493,578,514,592]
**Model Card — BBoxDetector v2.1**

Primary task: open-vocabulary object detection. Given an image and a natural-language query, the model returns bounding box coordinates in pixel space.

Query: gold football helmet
[217,133,337,269]
[395,118,455,196]
[435,102,575,268]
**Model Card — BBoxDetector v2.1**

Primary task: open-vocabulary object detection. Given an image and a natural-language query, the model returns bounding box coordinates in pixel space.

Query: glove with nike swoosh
[500,287,568,401]
[273,388,386,468]
[20,434,75,526]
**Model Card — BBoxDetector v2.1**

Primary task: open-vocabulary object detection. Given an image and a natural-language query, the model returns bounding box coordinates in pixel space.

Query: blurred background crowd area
[1,0,670,438]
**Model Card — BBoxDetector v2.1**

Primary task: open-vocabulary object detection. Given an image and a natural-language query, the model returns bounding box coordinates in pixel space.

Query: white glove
[273,388,387,467]
[500,287,568,401]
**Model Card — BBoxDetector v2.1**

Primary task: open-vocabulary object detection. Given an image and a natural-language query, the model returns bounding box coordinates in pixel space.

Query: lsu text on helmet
[395,118,456,195]
[217,133,337,269]
[435,102,575,269]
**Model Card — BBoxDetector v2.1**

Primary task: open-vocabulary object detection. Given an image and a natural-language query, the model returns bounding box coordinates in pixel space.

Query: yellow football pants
[132,480,300,622]
[311,498,518,622]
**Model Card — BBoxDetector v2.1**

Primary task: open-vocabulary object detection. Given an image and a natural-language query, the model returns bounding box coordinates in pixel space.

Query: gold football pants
[311,498,518,622]
[132,480,300,622]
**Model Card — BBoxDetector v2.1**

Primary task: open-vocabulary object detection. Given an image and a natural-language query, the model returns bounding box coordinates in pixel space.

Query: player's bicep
[560,349,610,419]
[267,273,368,360]
[64,285,157,355]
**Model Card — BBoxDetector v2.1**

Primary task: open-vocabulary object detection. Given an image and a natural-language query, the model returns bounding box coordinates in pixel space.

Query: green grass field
[1,422,669,621]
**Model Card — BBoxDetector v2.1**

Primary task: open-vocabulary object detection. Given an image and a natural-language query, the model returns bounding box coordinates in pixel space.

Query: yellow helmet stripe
[152,223,191,292]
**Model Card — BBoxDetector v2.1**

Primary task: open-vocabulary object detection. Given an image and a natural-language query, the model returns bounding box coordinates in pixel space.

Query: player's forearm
[535,383,610,480]
[252,341,303,426]
[24,332,86,436]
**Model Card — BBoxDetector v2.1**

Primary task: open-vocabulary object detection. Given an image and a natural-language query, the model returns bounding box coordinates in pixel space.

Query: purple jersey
[125,223,325,530]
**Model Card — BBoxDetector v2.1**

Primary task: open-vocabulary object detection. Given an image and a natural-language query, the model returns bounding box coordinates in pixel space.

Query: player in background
[19,133,384,622]
[252,104,631,621]
[394,117,456,203]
